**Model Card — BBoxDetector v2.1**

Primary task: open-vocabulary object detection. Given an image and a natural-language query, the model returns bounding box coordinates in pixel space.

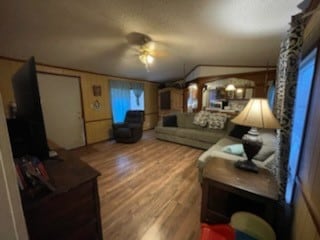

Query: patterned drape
[274,13,305,201]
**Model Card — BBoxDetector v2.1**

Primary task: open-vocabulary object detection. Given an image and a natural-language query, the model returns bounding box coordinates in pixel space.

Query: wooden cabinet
[22,150,102,240]
[158,88,183,116]
[201,158,278,227]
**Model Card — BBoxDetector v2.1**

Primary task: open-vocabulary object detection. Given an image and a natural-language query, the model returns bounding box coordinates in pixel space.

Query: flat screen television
[11,56,49,160]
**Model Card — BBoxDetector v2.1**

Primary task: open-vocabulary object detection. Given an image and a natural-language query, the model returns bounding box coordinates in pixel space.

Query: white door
[37,73,85,149]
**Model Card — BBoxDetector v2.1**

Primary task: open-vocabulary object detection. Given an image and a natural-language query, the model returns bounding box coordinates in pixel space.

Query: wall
[292,185,320,240]
[0,94,28,240]
[0,58,159,144]
[143,82,159,130]
[185,65,274,82]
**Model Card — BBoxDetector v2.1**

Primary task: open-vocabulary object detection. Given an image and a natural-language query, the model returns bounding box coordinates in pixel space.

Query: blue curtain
[130,82,144,106]
[110,80,131,123]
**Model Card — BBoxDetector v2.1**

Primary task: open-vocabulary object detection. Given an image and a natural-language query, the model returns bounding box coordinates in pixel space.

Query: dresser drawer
[25,181,99,240]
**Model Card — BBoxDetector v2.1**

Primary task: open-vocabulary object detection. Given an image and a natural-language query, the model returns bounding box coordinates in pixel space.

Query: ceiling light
[139,52,154,65]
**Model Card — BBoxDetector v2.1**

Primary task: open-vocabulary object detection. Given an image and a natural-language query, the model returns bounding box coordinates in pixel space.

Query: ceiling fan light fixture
[146,54,154,64]
[139,52,154,65]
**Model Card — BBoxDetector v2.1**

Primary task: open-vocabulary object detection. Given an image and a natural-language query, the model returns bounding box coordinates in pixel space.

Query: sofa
[197,129,277,181]
[155,112,235,150]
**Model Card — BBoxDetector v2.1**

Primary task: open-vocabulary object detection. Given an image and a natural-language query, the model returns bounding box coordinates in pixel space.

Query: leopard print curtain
[274,13,305,202]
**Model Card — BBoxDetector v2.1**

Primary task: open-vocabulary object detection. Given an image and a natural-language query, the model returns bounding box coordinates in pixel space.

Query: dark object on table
[113,110,145,143]
[234,128,263,173]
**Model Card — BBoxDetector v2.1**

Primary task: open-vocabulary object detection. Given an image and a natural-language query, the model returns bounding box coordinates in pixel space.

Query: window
[110,80,144,123]
[285,48,317,203]
[130,89,144,110]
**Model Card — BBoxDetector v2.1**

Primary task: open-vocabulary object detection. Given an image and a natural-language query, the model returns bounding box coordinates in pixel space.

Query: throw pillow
[207,113,227,129]
[222,144,244,156]
[193,111,209,127]
[162,115,177,127]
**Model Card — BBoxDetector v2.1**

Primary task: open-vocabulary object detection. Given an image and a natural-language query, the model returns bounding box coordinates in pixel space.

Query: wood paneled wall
[144,82,159,130]
[0,58,159,145]
[292,43,320,238]
[80,74,111,122]
[292,184,320,240]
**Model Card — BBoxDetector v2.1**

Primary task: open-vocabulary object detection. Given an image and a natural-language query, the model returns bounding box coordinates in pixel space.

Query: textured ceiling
[0,0,302,82]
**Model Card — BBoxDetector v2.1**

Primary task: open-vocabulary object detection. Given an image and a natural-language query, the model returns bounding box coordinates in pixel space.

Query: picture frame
[92,85,102,96]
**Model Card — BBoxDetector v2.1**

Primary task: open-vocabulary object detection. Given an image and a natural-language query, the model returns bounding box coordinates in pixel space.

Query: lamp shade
[231,98,280,129]
[225,84,236,91]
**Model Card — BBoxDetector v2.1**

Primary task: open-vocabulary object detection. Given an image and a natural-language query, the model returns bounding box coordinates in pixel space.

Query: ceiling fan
[126,32,167,71]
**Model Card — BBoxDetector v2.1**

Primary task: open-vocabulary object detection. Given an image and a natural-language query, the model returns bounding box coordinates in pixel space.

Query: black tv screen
[12,57,49,160]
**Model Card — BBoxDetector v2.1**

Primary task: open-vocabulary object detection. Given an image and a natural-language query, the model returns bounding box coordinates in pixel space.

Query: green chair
[230,212,276,240]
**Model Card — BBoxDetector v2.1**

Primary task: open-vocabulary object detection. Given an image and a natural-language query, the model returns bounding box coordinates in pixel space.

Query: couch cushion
[178,128,226,143]
[176,112,203,130]
[155,126,179,136]
[156,126,226,144]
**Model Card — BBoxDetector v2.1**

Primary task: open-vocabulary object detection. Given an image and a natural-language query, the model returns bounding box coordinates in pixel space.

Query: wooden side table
[201,157,278,226]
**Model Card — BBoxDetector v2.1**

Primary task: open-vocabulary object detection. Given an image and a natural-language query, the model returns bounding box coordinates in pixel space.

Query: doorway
[37,73,85,149]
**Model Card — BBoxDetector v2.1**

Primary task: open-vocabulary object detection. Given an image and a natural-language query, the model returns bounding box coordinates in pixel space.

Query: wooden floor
[72,130,204,240]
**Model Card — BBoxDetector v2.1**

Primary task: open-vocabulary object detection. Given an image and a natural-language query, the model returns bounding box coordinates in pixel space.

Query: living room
[0,1,320,240]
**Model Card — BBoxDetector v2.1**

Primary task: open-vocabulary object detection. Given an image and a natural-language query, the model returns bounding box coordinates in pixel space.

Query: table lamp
[231,98,280,172]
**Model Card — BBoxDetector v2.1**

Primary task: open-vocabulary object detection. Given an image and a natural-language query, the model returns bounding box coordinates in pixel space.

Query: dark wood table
[22,149,102,240]
[201,157,278,226]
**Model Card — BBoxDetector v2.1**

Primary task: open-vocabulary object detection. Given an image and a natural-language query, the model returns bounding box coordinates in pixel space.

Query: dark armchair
[112,110,145,143]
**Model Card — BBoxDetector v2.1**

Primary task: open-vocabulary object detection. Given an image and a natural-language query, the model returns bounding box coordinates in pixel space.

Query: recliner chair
[112,110,144,143]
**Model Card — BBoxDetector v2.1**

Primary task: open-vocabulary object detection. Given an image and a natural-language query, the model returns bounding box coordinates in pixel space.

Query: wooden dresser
[21,150,102,240]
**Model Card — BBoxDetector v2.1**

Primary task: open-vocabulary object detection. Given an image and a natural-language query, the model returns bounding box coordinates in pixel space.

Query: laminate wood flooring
[72,130,204,240]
